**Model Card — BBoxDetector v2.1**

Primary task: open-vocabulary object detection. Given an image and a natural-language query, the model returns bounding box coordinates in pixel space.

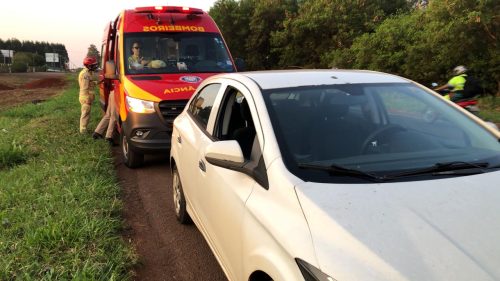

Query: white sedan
[169,70,500,281]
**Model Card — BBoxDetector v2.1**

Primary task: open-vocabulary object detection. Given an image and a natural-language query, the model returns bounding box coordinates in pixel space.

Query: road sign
[1,50,14,58]
[45,53,60,63]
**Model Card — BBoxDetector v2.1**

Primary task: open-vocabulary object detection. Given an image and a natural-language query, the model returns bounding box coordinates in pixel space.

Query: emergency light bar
[134,6,203,14]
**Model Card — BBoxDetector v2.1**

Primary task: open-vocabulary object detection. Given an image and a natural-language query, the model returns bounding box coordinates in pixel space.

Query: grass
[479,95,500,124]
[0,74,136,280]
[0,140,32,169]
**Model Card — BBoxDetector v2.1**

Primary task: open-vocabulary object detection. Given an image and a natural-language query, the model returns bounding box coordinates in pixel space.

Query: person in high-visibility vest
[78,56,99,133]
[435,65,468,102]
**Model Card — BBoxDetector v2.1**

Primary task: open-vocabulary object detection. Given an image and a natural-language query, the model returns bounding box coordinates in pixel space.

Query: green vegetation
[479,96,500,123]
[0,38,69,72]
[87,44,101,64]
[0,74,136,280]
[10,61,28,73]
[210,0,499,96]
[330,0,499,92]
[0,140,32,169]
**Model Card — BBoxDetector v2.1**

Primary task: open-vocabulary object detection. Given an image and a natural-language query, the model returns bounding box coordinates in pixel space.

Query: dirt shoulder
[0,72,67,109]
[113,149,227,281]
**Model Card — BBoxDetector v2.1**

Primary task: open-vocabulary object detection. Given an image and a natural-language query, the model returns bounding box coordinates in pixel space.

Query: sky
[0,1,217,68]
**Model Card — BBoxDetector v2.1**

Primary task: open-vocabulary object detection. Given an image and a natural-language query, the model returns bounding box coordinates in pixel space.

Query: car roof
[224,69,411,90]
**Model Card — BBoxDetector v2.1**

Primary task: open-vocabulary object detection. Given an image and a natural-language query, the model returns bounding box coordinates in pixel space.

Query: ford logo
[180,76,202,83]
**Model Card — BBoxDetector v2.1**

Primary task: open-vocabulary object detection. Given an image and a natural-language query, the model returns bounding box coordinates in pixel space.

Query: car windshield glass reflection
[263,83,500,182]
[125,32,235,75]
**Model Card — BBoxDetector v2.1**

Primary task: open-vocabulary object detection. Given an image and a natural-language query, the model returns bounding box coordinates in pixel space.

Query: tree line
[0,38,69,72]
[209,0,499,94]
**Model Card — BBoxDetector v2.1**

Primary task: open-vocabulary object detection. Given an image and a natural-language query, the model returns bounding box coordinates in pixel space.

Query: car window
[263,83,500,183]
[188,83,221,130]
[375,86,430,123]
[124,33,235,74]
[214,87,256,160]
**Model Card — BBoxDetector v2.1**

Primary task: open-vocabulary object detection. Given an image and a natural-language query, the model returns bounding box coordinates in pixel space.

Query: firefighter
[93,91,117,145]
[78,56,99,133]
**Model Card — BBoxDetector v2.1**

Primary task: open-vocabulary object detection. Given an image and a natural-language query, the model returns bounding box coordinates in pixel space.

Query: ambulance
[100,6,241,168]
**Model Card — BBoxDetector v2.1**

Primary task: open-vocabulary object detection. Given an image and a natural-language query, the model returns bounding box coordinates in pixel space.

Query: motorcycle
[431,83,480,115]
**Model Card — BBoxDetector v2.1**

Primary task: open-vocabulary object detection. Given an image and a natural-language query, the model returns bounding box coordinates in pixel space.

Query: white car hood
[295,172,500,281]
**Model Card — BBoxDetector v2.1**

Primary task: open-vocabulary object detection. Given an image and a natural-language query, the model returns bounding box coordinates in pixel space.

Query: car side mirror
[234,58,246,72]
[205,140,270,189]
[205,140,245,168]
[104,60,118,79]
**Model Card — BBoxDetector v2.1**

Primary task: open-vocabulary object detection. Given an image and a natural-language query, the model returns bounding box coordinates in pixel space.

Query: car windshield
[124,32,235,75]
[263,83,500,183]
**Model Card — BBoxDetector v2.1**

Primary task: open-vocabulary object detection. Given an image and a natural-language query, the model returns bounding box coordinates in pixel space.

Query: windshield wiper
[384,161,489,179]
[298,163,385,182]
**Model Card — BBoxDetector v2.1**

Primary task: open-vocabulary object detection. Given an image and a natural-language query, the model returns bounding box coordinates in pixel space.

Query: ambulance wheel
[121,131,143,168]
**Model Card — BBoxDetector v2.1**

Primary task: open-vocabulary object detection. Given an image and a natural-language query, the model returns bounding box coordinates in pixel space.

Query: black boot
[106,138,116,146]
[92,132,103,140]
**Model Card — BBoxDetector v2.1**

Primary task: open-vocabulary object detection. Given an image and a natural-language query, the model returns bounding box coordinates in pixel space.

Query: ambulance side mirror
[104,61,118,80]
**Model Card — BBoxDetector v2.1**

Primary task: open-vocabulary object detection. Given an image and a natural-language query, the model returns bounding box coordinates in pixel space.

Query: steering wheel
[360,124,406,154]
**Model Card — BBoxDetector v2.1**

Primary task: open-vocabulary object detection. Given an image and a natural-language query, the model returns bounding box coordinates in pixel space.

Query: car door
[174,83,222,223]
[194,82,264,280]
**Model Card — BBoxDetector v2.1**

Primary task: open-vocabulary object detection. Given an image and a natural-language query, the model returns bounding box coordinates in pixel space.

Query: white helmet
[453,65,467,75]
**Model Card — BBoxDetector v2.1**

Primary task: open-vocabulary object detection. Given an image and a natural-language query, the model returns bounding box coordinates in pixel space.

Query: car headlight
[126,96,155,114]
[296,258,336,281]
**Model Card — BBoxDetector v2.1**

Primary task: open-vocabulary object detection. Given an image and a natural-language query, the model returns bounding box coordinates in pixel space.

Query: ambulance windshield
[125,32,235,74]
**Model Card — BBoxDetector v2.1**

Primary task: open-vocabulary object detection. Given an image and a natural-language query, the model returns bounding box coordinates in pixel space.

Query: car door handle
[198,160,206,172]
[177,135,182,144]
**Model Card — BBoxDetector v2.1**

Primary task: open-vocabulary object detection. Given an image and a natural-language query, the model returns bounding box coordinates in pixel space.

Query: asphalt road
[113,147,228,281]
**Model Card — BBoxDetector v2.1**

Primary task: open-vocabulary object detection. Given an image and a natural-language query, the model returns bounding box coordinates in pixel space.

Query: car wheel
[121,130,144,168]
[172,166,191,224]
